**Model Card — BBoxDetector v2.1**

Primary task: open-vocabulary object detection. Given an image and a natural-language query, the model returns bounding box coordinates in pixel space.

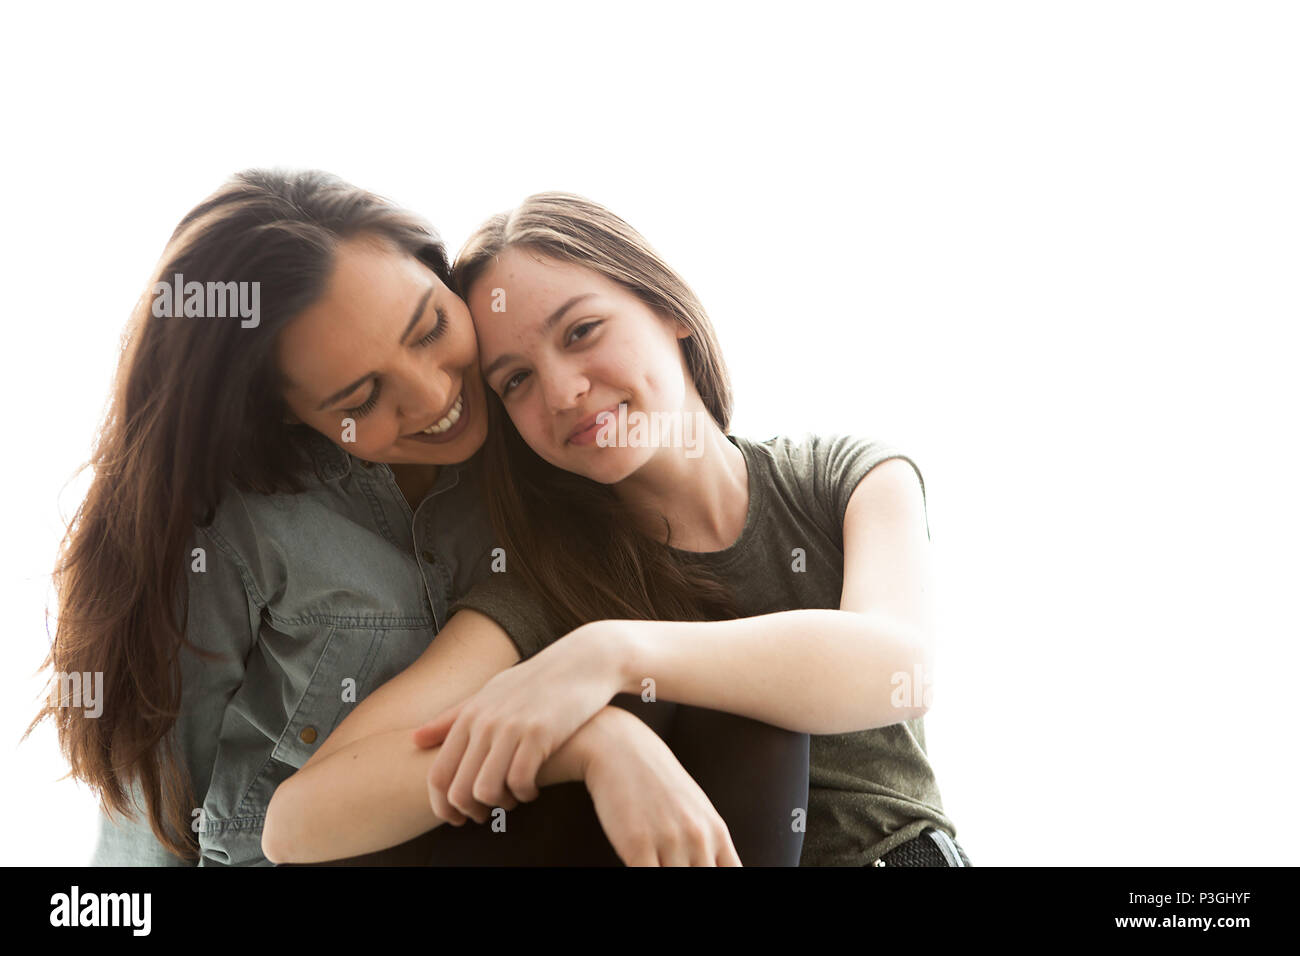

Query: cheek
[625,347,685,402]
[504,397,556,457]
[451,316,479,363]
[320,415,353,444]
[605,329,678,394]
[517,401,549,445]
[317,413,396,455]
[591,342,638,388]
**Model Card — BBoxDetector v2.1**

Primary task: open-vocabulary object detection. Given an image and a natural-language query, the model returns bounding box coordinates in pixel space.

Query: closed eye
[345,309,446,414]
[345,380,381,418]
[416,307,448,346]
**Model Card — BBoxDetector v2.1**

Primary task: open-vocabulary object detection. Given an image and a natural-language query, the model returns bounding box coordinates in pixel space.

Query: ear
[675,322,692,340]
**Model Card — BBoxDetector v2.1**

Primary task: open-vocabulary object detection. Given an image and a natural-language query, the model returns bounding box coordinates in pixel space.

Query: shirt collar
[297,427,480,490]
[298,429,354,481]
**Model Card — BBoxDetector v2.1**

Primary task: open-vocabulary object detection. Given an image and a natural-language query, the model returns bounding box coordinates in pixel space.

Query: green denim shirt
[89,431,498,866]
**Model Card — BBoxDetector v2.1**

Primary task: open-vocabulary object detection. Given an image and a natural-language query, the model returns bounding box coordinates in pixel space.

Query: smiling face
[467,246,697,484]
[277,235,489,466]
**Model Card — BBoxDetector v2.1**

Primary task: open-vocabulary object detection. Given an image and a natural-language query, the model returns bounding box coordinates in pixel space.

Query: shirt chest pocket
[224,621,433,825]
[270,624,386,770]
[266,621,437,771]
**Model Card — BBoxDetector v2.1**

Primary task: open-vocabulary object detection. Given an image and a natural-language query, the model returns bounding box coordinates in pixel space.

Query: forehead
[470,248,605,312]
[318,236,431,317]
[277,237,436,392]
[468,248,610,346]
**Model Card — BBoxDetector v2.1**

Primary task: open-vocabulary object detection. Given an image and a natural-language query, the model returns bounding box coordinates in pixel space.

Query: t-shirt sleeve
[448,574,564,661]
[809,433,931,542]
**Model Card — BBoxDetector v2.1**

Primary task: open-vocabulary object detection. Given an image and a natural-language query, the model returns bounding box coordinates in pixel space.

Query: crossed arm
[263,457,932,861]
[261,608,645,862]
[610,457,936,733]
[261,609,744,865]
[416,458,936,818]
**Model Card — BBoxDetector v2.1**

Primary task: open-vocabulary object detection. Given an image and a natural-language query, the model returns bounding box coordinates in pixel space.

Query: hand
[411,622,628,825]
[583,707,742,866]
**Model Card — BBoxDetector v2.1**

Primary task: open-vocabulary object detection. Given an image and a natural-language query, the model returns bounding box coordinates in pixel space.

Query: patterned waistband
[868,828,971,867]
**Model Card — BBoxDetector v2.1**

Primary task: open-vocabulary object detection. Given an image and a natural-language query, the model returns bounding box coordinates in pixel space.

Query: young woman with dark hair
[28,169,497,864]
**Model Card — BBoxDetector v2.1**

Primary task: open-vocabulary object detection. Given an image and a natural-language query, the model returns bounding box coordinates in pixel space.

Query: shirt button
[421,550,436,563]
[299,727,318,744]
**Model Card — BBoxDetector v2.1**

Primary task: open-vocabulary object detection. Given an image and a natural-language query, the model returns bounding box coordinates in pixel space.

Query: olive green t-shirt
[449,433,957,866]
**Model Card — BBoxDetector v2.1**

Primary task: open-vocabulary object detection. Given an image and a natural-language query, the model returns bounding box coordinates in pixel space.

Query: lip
[404,386,471,444]
[566,402,623,446]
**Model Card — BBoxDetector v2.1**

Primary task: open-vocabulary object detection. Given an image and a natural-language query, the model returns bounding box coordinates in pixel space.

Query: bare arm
[410,458,936,821]
[303,609,523,770]
[265,607,530,861]
[531,457,936,735]
[261,703,623,863]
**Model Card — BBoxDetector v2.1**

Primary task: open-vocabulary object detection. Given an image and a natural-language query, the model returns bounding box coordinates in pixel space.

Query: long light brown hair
[452,192,741,635]
[28,169,454,859]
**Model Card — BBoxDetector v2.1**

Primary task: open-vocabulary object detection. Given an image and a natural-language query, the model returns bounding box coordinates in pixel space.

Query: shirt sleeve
[810,434,931,543]
[91,518,260,866]
[448,573,564,661]
[91,778,193,866]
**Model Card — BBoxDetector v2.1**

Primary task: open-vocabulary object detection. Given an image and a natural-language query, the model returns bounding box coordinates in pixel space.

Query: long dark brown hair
[27,169,454,860]
[452,192,741,636]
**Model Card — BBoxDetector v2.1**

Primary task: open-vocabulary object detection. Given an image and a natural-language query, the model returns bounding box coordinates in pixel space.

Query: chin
[400,427,488,465]
[563,447,648,485]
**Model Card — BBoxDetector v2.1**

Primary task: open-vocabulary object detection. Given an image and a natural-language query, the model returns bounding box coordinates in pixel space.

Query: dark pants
[296,693,810,867]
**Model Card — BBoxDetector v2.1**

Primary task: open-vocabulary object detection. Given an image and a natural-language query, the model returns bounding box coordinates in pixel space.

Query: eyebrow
[316,283,434,411]
[481,293,598,382]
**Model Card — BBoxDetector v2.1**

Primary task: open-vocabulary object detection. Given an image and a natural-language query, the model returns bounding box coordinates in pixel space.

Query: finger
[472,731,525,809]
[412,702,464,749]
[427,762,466,826]
[427,711,472,798]
[678,813,722,867]
[658,832,692,868]
[504,730,547,803]
[448,725,497,823]
[688,828,718,867]
[716,833,743,867]
[621,837,659,867]
[712,842,743,863]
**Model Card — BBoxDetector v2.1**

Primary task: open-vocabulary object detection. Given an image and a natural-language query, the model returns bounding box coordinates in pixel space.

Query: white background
[3,0,1296,866]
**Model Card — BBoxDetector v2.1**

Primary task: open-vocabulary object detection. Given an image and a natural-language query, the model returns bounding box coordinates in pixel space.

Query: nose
[539,359,589,415]
[395,366,453,430]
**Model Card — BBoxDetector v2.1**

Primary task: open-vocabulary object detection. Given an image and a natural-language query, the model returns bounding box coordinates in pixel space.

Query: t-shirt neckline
[664,433,765,563]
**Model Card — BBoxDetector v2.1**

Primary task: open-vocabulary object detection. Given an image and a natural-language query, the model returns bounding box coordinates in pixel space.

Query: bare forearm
[612,609,932,734]
[263,706,617,863]
[263,728,441,863]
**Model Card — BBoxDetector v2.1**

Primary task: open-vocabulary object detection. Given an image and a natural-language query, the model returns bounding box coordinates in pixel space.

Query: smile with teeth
[417,393,464,435]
